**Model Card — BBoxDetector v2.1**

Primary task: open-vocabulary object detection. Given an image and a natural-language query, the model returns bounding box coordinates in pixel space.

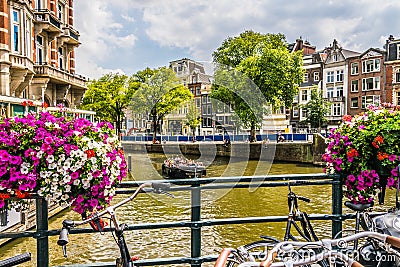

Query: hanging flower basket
[0,110,127,214]
[323,104,400,204]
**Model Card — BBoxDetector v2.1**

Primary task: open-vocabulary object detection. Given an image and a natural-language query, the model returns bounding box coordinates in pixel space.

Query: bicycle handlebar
[0,252,31,267]
[57,182,171,255]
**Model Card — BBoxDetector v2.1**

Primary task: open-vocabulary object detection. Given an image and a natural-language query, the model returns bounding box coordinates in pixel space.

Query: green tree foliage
[79,73,136,137]
[185,100,201,141]
[131,67,192,141]
[300,86,331,131]
[211,30,304,141]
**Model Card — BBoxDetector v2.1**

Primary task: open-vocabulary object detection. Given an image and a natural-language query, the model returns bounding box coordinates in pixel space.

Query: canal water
[0,153,397,266]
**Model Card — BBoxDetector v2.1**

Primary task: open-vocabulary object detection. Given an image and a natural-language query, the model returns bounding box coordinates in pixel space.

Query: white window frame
[327,71,334,83]
[362,59,380,73]
[351,80,359,92]
[57,2,65,23]
[301,89,308,101]
[12,10,20,53]
[327,87,334,98]
[336,70,344,82]
[332,103,341,116]
[293,106,299,118]
[58,47,64,70]
[336,86,343,97]
[351,63,359,75]
[397,91,400,106]
[362,77,380,91]
[398,44,400,60]
[362,95,380,109]
[351,97,358,108]
[396,70,400,83]
[304,73,309,83]
[313,72,319,81]
[25,18,32,57]
[36,35,44,64]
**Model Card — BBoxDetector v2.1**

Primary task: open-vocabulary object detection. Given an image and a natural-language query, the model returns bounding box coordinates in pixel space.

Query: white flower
[73,179,80,186]
[64,185,71,192]
[48,163,57,169]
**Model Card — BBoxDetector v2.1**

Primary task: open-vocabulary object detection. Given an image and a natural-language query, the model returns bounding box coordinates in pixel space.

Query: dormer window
[333,54,338,62]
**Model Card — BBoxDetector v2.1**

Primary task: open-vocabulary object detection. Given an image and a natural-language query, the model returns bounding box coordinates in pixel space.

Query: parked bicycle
[221,183,328,267]
[0,252,31,267]
[57,182,172,267]
[215,231,400,267]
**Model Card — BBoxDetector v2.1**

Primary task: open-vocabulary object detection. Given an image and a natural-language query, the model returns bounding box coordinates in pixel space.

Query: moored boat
[162,156,206,179]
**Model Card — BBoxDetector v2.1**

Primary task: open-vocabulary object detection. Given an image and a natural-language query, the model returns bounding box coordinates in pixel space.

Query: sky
[73,0,400,80]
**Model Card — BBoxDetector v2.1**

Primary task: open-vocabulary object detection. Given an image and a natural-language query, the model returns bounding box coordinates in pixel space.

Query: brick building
[0,0,86,117]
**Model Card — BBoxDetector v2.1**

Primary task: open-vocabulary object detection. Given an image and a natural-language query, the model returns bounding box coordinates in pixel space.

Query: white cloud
[73,0,400,78]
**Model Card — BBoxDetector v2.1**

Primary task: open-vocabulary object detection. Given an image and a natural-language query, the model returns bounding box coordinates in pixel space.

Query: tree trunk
[152,112,157,142]
[250,124,256,142]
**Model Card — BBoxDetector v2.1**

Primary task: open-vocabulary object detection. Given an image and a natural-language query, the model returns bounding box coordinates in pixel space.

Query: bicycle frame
[58,182,171,267]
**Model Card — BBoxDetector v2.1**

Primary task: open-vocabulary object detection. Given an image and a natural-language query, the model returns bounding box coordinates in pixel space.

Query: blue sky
[73,0,400,79]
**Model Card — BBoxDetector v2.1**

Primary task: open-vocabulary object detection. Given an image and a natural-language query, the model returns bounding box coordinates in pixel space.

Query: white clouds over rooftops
[74,0,400,79]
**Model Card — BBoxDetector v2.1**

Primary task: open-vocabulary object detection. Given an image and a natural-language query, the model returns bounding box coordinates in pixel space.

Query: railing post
[36,198,49,267]
[191,184,201,267]
[331,174,342,238]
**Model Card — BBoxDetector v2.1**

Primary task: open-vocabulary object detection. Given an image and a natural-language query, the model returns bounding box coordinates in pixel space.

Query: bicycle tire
[225,240,276,267]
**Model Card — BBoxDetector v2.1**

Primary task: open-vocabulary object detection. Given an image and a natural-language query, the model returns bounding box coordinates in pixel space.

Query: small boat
[162,157,206,179]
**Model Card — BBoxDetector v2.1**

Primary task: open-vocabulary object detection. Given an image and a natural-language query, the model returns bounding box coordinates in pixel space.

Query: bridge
[0,174,346,267]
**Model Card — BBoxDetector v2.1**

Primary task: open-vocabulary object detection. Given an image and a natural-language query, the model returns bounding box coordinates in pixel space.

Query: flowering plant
[0,111,127,214]
[323,104,400,204]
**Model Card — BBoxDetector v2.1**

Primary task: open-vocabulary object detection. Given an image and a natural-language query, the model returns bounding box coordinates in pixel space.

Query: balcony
[9,54,34,71]
[58,26,81,46]
[324,96,345,102]
[34,9,62,38]
[34,63,86,89]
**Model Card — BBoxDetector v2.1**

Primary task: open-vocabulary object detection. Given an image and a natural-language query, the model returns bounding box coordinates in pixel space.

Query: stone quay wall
[122,134,327,166]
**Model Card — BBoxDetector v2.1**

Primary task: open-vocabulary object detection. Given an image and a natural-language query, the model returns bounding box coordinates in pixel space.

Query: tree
[79,73,136,137]
[185,100,201,141]
[211,30,304,141]
[131,67,192,141]
[300,86,331,132]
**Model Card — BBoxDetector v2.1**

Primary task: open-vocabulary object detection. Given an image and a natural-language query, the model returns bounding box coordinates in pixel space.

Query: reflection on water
[0,153,397,266]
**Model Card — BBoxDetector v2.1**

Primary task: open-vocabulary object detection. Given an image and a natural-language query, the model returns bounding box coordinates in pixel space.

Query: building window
[327,71,334,83]
[333,54,338,62]
[327,87,334,98]
[36,36,44,64]
[362,59,380,73]
[57,2,65,23]
[304,73,309,83]
[313,72,319,81]
[58,47,64,70]
[397,91,400,105]
[293,106,299,117]
[398,44,400,60]
[35,0,43,9]
[336,70,344,82]
[195,86,200,95]
[362,95,380,109]
[362,77,380,91]
[332,103,341,116]
[351,63,359,75]
[195,98,200,108]
[25,18,31,57]
[301,90,308,101]
[351,80,359,92]
[336,87,343,97]
[396,70,400,83]
[351,97,358,108]
[12,10,20,52]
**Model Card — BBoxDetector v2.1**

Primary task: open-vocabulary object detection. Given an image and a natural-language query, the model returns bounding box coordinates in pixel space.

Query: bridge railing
[0,174,344,267]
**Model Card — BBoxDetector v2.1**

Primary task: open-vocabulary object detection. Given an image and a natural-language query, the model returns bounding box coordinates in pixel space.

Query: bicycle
[57,182,172,267]
[215,231,400,267]
[222,183,329,267]
[0,252,31,267]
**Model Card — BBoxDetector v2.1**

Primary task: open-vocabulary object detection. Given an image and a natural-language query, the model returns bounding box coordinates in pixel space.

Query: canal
[0,153,396,266]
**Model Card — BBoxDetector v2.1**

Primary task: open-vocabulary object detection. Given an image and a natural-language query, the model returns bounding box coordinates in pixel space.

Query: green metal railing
[0,173,345,267]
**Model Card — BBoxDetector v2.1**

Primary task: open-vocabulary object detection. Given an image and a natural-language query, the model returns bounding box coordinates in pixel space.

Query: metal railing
[0,174,344,267]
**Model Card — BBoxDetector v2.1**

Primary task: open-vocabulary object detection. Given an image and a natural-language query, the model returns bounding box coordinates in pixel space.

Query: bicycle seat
[344,201,373,212]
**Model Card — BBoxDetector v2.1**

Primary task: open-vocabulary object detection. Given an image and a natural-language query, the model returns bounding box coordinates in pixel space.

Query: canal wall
[122,134,327,165]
